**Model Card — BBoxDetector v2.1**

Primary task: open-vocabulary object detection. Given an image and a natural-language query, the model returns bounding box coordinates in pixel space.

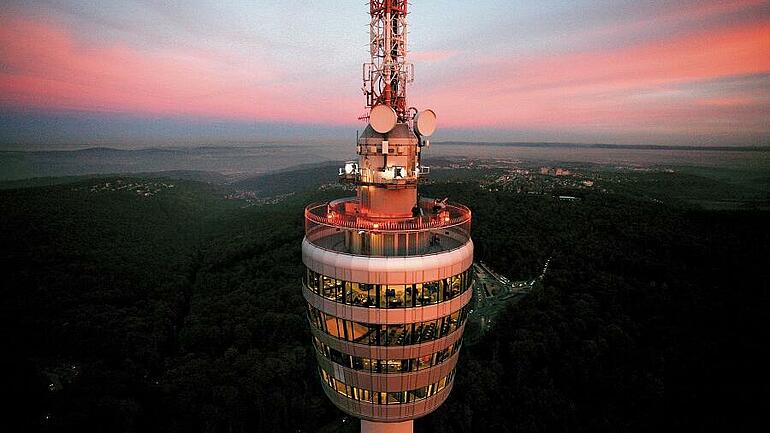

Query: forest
[1,165,767,433]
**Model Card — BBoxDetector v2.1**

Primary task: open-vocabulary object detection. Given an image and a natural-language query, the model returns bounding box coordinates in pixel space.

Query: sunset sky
[1,0,768,147]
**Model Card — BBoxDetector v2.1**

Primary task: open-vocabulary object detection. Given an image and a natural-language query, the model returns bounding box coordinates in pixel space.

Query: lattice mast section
[364,0,414,122]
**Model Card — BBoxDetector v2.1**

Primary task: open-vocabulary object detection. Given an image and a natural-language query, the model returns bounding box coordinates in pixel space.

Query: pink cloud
[409,50,458,63]
[582,0,769,41]
[0,15,358,124]
[411,19,770,137]
[0,6,767,143]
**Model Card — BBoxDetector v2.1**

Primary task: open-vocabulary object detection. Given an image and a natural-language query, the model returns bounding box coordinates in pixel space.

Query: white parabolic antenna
[415,109,437,137]
[369,104,398,134]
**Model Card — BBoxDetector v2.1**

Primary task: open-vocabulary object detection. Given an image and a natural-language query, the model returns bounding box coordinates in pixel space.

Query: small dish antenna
[369,105,397,134]
[415,109,437,137]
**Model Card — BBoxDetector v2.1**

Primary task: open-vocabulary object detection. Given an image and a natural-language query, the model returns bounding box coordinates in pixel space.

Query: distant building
[541,167,572,177]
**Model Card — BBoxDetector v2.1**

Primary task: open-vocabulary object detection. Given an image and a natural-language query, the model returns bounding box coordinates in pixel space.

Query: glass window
[417,354,432,370]
[306,267,472,308]
[380,324,391,346]
[343,282,353,304]
[307,305,468,346]
[350,282,376,307]
[428,282,438,303]
[319,368,455,406]
[361,358,373,373]
[411,385,428,401]
[313,339,459,374]
[367,324,380,345]
[419,320,437,341]
[437,376,448,392]
[389,391,407,404]
[307,269,320,293]
[401,359,411,372]
[436,347,450,363]
[386,285,405,308]
[452,272,463,297]
[329,348,344,365]
[404,284,415,307]
[324,315,341,338]
[388,324,408,346]
[321,275,335,300]
[335,380,348,395]
[407,391,416,403]
[359,389,373,403]
[344,321,362,343]
[383,360,401,373]
[416,283,432,305]
[378,285,387,308]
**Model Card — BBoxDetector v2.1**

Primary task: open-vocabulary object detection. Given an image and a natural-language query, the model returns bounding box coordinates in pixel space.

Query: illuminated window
[335,380,348,396]
[304,268,473,309]
[318,367,456,406]
[313,340,461,374]
[350,282,375,306]
[417,353,432,370]
[307,305,469,346]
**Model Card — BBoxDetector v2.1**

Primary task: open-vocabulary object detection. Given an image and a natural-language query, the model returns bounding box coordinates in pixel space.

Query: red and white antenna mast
[363,0,414,122]
[346,0,437,219]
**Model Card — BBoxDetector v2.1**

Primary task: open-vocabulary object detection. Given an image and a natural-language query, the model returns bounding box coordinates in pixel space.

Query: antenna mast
[364,0,414,122]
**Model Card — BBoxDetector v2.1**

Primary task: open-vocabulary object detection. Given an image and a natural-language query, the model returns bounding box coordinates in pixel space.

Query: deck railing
[304,198,472,257]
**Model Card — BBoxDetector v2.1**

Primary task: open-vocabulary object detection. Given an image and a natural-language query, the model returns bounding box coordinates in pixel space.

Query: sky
[0,0,768,147]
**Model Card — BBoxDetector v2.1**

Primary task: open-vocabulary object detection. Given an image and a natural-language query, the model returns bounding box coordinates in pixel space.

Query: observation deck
[339,167,419,190]
[304,198,472,257]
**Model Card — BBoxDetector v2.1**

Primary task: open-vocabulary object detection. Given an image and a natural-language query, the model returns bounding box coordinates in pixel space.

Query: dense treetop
[1,166,767,433]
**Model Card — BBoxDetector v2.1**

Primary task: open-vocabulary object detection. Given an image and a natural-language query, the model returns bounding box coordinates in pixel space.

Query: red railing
[304,198,471,233]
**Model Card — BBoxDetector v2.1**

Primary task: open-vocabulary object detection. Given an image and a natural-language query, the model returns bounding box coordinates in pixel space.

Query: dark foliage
[418,183,769,433]
[1,175,767,433]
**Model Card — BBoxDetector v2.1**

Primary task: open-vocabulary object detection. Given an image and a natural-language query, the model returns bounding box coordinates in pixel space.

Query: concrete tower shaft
[355,123,419,218]
[357,0,420,218]
[302,3,471,433]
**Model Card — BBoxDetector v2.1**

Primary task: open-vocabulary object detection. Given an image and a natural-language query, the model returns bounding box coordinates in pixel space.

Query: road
[466,256,552,343]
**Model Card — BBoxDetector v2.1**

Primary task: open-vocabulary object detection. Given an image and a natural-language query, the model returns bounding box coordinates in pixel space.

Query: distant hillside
[0,170,230,190]
[233,161,342,196]
[0,144,349,181]
[436,141,770,152]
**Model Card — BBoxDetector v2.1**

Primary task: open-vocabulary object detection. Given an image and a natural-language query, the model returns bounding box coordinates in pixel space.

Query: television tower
[302,2,473,432]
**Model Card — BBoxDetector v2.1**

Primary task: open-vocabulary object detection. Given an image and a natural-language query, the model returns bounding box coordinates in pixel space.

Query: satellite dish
[369,105,397,134]
[415,109,437,137]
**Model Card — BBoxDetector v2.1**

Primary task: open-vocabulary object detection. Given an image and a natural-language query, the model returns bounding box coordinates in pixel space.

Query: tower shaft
[357,1,419,219]
[302,3,472,433]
